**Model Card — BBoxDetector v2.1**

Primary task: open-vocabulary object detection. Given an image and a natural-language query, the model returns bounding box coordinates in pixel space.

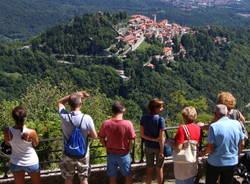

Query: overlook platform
[1,122,249,184]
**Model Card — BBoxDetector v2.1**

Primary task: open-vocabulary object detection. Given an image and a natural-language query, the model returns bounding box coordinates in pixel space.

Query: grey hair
[214,104,228,116]
[68,93,82,109]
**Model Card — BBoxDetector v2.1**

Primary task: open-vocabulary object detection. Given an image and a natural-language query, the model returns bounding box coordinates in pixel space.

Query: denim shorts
[9,163,40,173]
[107,153,131,177]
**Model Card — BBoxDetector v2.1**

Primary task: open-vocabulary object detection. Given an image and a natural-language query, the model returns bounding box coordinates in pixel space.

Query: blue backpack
[64,114,87,158]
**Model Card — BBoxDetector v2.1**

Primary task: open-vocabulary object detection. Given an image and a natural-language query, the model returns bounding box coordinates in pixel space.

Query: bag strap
[67,114,75,127]
[78,114,85,128]
[67,114,85,128]
[182,125,190,140]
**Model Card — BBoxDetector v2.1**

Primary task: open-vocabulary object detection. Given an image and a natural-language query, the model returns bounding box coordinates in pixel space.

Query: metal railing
[1,121,250,180]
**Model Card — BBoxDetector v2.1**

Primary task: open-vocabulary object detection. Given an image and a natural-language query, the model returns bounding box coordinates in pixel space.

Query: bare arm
[200,143,214,156]
[58,95,70,109]
[129,139,135,151]
[21,129,39,147]
[88,128,97,139]
[139,125,159,142]
[238,111,245,122]
[100,137,106,147]
[238,139,244,156]
[31,130,39,147]
[3,128,12,145]
[171,142,183,152]
[159,129,165,157]
[57,91,90,108]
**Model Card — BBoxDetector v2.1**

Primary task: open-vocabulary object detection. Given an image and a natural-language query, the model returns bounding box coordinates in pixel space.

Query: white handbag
[173,125,198,163]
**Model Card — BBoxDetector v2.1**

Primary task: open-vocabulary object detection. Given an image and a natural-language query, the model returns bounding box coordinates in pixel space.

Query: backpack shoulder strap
[67,114,75,127]
[78,114,85,128]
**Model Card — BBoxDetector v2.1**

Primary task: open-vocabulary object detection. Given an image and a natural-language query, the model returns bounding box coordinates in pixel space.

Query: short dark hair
[112,101,125,114]
[12,106,27,125]
[148,98,164,115]
[68,93,82,109]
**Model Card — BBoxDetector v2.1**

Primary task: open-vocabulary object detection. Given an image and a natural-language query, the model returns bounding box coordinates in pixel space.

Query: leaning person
[58,91,97,184]
[98,101,136,184]
[217,92,245,122]
[3,106,41,184]
[140,98,166,184]
[201,104,245,184]
[171,106,201,184]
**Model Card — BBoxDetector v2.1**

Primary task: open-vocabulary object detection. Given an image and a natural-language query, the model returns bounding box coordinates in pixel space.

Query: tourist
[98,101,136,184]
[171,106,201,184]
[217,92,248,139]
[3,106,41,184]
[58,91,97,184]
[201,104,245,184]
[217,92,245,122]
[140,98,165,184]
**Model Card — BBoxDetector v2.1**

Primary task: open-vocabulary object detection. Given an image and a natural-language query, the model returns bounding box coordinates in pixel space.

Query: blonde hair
[181,106,197,123]
[217,92,236,110]
[148,98,164,115]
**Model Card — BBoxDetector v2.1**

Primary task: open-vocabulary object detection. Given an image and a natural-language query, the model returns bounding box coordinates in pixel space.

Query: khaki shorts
[60,153,90,180]
[145,146,164,168]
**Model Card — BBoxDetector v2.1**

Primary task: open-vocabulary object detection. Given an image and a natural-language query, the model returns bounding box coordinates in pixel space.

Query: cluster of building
[161,0,242,8]
[116,14,190,61]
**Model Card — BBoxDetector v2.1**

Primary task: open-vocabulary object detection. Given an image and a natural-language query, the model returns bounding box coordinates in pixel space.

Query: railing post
[2,159,9,179]
[131,140,135,164]
[140,138,144,163]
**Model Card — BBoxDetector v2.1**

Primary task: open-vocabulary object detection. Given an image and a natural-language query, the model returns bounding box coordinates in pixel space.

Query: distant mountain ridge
[1,0,250,43]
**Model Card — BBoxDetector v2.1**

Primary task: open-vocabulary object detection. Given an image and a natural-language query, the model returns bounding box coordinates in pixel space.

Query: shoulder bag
[173,125,197,163]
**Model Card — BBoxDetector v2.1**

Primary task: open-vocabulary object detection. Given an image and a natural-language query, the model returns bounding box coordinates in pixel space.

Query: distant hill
[0,0,88,42]
[0,0,164,43]
[1,0,250,44]
[31,13,128,55]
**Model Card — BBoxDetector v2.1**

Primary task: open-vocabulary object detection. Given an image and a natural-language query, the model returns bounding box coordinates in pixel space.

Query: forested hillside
[0,13,250,122]
[2,0,250,43]
[31,13,127,55]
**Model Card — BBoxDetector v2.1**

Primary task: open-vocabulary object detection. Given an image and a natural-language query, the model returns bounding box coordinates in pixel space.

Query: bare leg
[125,175,133,184]
[109,177,117,184]
[156,167,163,184]
[80,177,88,184]
[146,167,154,184]
[64,178,73,184]
[29,171,41,184]
[13,171,25,184]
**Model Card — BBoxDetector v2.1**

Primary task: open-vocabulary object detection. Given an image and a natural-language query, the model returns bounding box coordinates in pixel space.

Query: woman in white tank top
[3,106,41,184]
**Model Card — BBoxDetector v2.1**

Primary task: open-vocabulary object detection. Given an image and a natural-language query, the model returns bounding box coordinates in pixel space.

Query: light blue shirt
[59,106,95,146]
[207,117,245,166]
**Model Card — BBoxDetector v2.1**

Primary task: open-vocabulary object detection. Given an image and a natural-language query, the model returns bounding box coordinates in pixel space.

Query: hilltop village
[161,0,241,8]
[116,14,190,61]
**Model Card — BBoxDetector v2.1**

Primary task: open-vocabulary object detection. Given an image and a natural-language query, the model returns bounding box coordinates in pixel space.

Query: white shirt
[9,127,39,166]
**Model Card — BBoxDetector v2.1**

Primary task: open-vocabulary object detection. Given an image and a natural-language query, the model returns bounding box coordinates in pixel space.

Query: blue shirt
[207,117,245,166]
[140,114,166,148]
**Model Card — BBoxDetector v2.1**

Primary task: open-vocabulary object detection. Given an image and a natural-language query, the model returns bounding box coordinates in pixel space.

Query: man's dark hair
[12,106,27,125]
[68,93,82,109]
[112,101,125,114]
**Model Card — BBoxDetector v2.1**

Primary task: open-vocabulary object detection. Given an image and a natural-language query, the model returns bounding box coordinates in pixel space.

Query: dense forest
[1,0,250,43]
[0,13,250,168]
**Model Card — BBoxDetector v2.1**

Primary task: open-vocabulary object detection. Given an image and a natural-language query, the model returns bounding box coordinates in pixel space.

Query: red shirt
[98,119,136,155]
[174,123,201,144]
